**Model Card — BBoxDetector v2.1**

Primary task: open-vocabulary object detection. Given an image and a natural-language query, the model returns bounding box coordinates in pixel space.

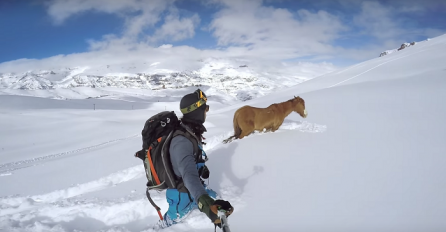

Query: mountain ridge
[0,58,336,101]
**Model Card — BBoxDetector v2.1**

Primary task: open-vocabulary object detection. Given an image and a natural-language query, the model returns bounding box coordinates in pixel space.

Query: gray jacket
[169,132,207,202]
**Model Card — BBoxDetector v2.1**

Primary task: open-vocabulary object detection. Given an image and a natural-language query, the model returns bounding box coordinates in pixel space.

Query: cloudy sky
[1,0,445,72]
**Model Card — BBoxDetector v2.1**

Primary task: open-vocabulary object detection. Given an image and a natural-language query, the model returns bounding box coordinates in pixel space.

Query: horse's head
[291,96,307,118]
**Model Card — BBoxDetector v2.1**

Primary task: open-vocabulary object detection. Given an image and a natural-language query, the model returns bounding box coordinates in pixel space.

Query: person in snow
[156,89,233,229]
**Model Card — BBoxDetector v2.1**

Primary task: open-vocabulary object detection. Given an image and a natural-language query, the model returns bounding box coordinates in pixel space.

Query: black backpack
[135,111,204,220]
[134,111,181,191]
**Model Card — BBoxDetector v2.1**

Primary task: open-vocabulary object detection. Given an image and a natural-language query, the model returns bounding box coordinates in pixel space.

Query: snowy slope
[1,33,446,232]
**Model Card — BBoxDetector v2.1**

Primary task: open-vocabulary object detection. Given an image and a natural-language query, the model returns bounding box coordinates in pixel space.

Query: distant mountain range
[0,58,335,101]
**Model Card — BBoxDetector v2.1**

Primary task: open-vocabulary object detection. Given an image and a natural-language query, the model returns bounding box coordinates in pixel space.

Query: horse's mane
[271,96,304,112]
[285,96,304,105]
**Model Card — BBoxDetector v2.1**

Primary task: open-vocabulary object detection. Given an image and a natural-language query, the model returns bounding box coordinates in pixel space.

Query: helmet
[180,89,209,124]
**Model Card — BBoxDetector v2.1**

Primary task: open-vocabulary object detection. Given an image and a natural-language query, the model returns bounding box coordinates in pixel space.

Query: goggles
[181,89,209,114]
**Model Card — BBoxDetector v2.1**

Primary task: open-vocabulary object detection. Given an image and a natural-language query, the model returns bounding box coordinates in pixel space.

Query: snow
[1,33,446,232]
[0,58,336,102]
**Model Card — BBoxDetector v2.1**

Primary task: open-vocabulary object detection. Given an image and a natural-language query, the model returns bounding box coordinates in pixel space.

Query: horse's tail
[223,110,242,144]
[231,115,243,139]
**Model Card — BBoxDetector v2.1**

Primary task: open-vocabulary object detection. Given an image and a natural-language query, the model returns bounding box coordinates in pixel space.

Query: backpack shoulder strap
[168,128,200,193]
[173,129,199,161]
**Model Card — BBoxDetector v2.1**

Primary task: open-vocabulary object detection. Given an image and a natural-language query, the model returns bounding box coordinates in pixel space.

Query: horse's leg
[239,130,250,139]
[270,121,277,132]
[239,121,255,139]
[272,120,284,132]
[268,118,278,132]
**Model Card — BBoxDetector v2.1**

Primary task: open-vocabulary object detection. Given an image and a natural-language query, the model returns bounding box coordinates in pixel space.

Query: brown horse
[223,96,307,143]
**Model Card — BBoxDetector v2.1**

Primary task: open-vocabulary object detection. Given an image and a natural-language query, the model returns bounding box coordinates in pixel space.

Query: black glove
[213,199,233,228]
[214,199,233,214]
[198,195,233,225]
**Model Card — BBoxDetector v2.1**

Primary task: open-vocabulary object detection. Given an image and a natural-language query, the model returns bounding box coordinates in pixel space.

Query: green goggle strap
[181,98,207,114]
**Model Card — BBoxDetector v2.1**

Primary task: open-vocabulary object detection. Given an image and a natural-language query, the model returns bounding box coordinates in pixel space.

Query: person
[155,89,233,229]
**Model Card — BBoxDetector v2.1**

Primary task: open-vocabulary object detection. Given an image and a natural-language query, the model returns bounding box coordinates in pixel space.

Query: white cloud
[209,1,347,59]
[45,0,146,25]
[45,0,202,50]
[159,44,173,49]
[350,1,446,52]
[44,0,350,63]
[148,10,200,43]
[353,1,403,40]
[45,0,187,41]
[27,0,349,72]
[0,44,205,74]
[1,0,444,74]
[121,0,174,37]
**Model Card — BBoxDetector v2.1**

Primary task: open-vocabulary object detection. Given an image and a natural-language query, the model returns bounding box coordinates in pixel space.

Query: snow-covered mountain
[2,34,446,232]
[0,58,336,101]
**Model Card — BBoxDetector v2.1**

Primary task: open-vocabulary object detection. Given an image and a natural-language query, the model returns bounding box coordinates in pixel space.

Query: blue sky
[1,0,445,71]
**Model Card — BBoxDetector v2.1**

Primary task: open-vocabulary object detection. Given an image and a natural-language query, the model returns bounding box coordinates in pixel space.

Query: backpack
[134,111,182,191]
[134,111,206,220]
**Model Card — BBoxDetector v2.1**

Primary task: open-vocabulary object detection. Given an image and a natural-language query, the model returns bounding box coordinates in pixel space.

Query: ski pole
[217,210,231,232]
[146,188,163,220]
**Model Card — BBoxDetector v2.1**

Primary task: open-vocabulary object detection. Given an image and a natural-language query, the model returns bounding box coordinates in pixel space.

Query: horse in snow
[223,96,307,143]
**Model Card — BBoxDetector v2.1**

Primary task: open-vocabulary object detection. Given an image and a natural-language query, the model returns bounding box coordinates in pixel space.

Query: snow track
[0,165,145,216]
[329,52,423,88]
[0,134,139,175]
[280,121,327,133]
[221,121,327,144]
[329,38,443,88]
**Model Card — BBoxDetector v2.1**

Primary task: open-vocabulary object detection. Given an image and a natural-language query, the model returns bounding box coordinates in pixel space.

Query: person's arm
[170,135,234,224]
[169,135,207,202]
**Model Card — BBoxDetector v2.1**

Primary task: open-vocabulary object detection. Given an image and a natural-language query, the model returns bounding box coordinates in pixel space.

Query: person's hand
[213,199,233,217]
[212,199,233,228]
[198,195,234,225]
